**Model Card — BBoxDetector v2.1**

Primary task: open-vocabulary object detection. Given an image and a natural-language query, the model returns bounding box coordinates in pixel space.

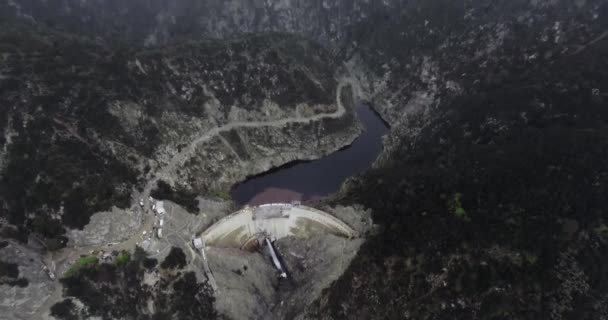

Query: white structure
[265,238,287,278]
[200,204,358,249]
[192,238,204,249]
[156,201,166,215]
[42,265,56,280]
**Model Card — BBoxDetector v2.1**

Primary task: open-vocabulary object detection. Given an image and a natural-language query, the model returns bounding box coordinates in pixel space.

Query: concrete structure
[197,204,358,249]
[265,238,287,278]
[155,201,166,215]
[192,238,204,249]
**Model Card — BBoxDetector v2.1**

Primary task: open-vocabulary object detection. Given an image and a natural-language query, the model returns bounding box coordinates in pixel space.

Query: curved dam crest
[200,203,359,249]
[231,103,389,205]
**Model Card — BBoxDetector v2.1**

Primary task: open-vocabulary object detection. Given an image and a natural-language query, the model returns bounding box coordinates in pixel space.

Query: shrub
[212,189,231,201]
[595,224,608,237]
[0,260,19,278]
[64,255,98,278]
[143,258,158,270]
[448,193,470,221]
[50,299,78,320]
[115,251,131,266]
[160,247,187,270]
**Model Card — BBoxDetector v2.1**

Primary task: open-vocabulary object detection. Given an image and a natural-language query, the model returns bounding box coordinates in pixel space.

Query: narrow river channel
[231,104,389,205]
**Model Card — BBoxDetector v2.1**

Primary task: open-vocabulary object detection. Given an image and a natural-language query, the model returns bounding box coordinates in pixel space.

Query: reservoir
[231,104,389,205]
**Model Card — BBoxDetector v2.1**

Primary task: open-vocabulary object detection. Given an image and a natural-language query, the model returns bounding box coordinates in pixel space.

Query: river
[231,104,389,205]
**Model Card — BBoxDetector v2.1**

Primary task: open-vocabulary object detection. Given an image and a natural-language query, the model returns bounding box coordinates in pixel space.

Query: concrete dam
[197,203,358,250]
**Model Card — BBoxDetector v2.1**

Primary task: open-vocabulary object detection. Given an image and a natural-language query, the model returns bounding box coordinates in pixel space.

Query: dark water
[231,104,390,205]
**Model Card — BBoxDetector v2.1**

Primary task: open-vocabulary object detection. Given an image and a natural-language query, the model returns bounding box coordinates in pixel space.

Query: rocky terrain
[0,10,360,319]
[0,20,357,246]
[308,1,608,320]
[38,200,371,320]
[50,246,216,320]
[1,0,608,319]
[0,0,401,47]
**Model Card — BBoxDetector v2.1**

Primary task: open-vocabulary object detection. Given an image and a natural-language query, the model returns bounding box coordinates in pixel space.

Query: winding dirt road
[141,79,350,207]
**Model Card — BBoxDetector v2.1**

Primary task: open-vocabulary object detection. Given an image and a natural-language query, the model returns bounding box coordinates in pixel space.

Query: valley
[1,1,608,319]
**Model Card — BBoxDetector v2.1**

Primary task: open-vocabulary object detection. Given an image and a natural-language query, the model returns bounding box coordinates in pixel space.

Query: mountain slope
[1,0,608,319]
[0,23,345,247]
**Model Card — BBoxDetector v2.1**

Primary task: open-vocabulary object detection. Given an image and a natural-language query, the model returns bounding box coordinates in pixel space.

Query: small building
[156,201,166,215]
[192,238,204,249]
[157,228,163,239]
[159,218,164,227]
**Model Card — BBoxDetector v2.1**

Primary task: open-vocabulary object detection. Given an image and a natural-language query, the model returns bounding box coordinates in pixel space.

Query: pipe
[265,238,287,278]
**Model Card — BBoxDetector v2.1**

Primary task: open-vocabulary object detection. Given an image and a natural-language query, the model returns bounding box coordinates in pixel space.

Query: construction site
[193,203,358,280]
[190,202,372,319]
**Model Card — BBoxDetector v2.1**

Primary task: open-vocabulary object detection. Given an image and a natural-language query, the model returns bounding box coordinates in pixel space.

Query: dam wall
[199,204,358,248]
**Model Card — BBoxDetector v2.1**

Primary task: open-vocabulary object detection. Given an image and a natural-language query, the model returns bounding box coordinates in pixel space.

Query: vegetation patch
[64,256,99,278]
[115,251,131,266]
[318,5,608,316]
[161,247,187,270]
[211,189,232,201]
[595,224,608,238]
[448,193,470,221]
[523,253,538,265]
[0,260,29,287]
[0,260,19,279]
[55,247,216,319]
[50,299,79,320]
